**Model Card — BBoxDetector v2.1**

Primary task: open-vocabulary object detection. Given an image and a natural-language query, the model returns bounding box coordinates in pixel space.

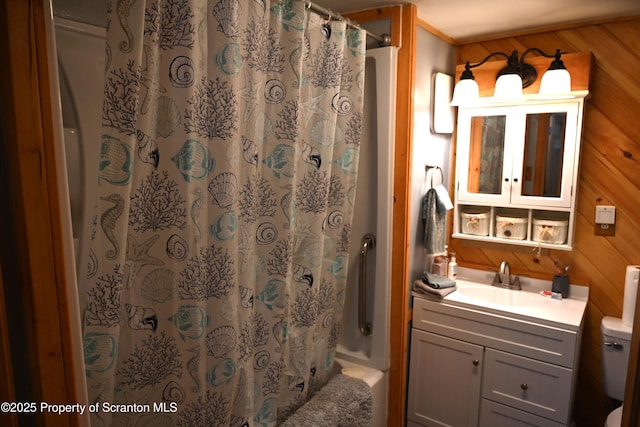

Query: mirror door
[510,103,580,208]
[456,107,513,205]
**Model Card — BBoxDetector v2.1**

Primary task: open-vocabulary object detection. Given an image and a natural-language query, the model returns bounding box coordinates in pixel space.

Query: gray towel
[413,279,457,299]
[280,374,372,427]
[422,188,447,255]
[421,273,456,289]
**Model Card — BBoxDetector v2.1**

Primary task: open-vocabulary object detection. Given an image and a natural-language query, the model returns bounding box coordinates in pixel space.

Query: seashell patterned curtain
[79,0,366,425]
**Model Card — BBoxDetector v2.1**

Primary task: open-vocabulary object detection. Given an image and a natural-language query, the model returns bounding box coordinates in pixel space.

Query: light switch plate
[595,205,616,225]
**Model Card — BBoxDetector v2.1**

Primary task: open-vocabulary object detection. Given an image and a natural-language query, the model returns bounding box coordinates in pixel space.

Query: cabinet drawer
[412,296,578,367]
[482,348,572,424]
[480,399,564,427]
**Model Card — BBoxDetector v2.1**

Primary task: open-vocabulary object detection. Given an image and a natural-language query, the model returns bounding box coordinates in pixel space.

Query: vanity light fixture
[451,48,571,106]
[538,50,572,95]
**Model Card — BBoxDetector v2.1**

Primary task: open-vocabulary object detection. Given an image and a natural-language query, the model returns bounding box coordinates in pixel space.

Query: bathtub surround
[78,1,366,425]
[333,45,397,427]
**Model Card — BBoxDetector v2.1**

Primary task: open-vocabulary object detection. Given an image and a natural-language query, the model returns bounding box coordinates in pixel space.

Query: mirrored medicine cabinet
[452,93,589,250]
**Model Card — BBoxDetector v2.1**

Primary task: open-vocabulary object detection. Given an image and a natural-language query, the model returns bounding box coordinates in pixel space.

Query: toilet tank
[601,316,633,401]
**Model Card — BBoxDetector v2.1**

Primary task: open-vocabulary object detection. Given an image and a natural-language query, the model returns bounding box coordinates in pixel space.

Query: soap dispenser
[448,253,458,280]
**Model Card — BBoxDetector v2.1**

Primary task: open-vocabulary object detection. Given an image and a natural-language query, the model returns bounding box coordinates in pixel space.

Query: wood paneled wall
[451,17,640,426]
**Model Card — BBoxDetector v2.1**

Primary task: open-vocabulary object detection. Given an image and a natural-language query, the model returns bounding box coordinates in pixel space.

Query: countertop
[415,267,589,330]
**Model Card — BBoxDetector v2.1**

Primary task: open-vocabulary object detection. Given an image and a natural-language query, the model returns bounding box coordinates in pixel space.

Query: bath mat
[280,374,373,427]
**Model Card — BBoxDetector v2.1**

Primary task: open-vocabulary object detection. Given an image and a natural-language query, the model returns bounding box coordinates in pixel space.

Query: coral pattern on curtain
[79,0,366,425]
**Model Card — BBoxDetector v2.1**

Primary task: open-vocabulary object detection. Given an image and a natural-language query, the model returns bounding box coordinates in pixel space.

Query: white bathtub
[333,357,387,427]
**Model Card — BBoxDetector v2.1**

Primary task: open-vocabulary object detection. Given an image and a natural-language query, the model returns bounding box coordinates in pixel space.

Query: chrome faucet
[492,261,521,290]
[501,261,511,287]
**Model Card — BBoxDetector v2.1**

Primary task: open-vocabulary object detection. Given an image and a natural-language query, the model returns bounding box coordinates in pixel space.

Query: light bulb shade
[539,68,571,95]
[494,73,523,99]
[450,79,479,106]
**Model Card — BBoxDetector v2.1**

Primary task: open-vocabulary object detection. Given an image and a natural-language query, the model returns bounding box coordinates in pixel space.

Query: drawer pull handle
[521,383,528,391]
[472,359,479,366]
[604,341,624,350]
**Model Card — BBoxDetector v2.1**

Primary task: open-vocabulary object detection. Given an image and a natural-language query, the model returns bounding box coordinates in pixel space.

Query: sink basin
[455,281,541,308]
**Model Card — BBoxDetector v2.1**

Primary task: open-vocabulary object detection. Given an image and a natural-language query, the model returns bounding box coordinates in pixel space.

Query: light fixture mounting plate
[496,63,538,88]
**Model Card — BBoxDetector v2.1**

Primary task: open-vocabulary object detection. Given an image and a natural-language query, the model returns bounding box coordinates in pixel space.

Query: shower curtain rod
[305,0,392,47]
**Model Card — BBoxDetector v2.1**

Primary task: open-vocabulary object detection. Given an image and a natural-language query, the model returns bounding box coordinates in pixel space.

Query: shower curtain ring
[321,11,332,39]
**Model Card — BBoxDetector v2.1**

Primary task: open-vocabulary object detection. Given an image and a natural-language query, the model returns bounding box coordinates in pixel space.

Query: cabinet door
[407,329,483,427]
[455,106,514,205]
[509,103,580,208]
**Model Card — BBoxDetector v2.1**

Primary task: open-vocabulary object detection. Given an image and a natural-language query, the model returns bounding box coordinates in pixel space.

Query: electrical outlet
[594,223,616,236]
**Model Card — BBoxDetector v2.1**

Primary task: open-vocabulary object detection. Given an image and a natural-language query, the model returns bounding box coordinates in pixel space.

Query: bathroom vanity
[406,268,588,427]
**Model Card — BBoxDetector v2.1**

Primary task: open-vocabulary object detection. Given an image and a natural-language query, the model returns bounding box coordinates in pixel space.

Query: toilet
[601,316,633,426]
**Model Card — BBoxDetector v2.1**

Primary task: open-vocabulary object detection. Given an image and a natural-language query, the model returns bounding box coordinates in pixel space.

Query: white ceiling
[315,0,640,41]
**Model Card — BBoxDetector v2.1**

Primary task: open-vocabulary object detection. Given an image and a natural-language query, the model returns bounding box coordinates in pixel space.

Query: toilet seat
[605,405,622,427]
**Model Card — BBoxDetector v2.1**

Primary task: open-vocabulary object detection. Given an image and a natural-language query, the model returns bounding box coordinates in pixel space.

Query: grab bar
[358,233,376,336]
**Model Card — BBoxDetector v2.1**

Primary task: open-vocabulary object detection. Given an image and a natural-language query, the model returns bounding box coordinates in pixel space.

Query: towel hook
[425,165,443,188]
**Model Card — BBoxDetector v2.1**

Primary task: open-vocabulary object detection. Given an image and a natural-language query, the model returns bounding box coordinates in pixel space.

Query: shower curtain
[80,1,366,425]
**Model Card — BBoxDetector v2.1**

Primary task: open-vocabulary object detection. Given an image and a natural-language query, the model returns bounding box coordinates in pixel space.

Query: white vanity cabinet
[452,94,588,250]
[407,295,584,427]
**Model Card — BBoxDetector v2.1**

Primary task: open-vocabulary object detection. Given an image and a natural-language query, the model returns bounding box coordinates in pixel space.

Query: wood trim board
[0,0,80,425]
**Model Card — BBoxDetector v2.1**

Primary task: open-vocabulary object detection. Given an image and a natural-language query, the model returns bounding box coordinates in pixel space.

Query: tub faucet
[492,261,521,290]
